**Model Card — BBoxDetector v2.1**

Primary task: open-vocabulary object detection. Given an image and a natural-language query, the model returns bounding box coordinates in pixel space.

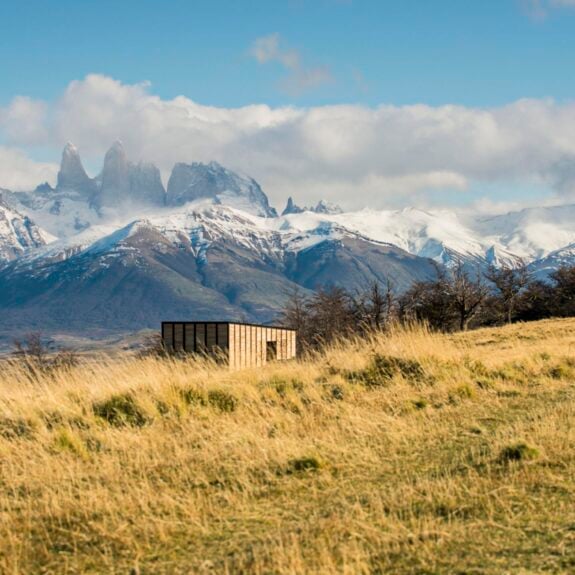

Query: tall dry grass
[1,319,575,574]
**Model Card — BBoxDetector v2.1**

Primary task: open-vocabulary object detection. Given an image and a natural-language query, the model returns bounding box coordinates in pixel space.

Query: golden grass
[1,319,575,574]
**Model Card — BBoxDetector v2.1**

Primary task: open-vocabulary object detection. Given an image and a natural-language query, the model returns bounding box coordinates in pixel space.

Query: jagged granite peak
[96,142,166,207]
[56,143,94,194]
[128,161,166,206]
[312,200,343,215]
[282,196,304,216]
[282,198,342,216]
[166,161,277,217]
[98,140,130,205]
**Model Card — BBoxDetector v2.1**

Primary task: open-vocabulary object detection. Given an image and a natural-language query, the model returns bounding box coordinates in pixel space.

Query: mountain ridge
[1,143,574,344]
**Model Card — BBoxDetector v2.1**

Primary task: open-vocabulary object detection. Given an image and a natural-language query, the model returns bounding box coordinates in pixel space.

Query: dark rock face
[128,162,166,206]
[98,141,131,206]
[312,200,343,215]
[95,142,166,207]
[282,197,304,216]
[281,197,343,216]
[56,143,96,196]
[166,161,277,217]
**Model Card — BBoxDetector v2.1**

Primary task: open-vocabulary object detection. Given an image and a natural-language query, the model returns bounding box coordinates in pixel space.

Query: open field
[1,319,575,574]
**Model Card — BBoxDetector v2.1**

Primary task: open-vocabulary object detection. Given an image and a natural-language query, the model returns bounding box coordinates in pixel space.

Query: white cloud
[2,75,575,208]
[0,96,48,145]
[0,147,58,191]
[250,33,334,95]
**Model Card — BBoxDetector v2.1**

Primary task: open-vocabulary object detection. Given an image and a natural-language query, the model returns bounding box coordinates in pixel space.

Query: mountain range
[1,142,574,346]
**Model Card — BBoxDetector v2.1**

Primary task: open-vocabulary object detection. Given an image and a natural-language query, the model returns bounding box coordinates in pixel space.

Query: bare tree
[12,332,78,374]
[281,286,313,350]
[12,332,49,369]
[309,286,355,346]
[448,261,488,331]
[398,265,455,331]
[485,260,530,324]
[354,279,397,331]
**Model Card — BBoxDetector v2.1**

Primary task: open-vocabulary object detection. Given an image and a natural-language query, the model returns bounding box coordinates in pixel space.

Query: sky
[1,0,575,212]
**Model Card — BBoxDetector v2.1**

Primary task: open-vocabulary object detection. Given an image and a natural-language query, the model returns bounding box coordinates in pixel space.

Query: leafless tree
[12,332,78,374]
[354,279,397,331]
[448,261,489,331]
[485,260,530,324]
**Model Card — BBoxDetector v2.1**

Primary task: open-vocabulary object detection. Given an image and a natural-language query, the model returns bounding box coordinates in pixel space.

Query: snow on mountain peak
[0,194,55,263]
[166,161,277,217]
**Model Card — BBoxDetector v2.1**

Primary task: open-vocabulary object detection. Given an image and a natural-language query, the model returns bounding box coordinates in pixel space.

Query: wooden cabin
[161,321,297,369]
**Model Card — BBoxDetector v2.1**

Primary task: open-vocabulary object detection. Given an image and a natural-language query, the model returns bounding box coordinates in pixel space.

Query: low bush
[498,442,540,463]
[347,354,429,387]
[286,456,323,474]
[93,393,152,427]
[207,390,238,413]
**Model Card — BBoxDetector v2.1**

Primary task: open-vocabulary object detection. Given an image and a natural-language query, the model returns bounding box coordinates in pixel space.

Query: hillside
[1,319,575,573]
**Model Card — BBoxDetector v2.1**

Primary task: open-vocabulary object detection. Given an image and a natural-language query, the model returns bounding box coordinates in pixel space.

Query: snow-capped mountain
[0,191,54,263]
[1,141,575,343]
[166,161,276,217]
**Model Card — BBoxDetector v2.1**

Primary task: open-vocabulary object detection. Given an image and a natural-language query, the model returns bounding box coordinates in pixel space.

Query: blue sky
[2,0,575,108]
[1,0,575,211]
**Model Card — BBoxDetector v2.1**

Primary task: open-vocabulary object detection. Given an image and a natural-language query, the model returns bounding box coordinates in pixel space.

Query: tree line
[281,261,575,350]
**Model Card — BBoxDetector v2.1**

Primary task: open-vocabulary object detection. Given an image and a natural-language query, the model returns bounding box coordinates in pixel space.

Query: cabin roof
[161,321,296,332]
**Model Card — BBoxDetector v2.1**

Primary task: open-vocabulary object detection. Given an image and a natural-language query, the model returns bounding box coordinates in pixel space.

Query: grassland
[1,319,575,574]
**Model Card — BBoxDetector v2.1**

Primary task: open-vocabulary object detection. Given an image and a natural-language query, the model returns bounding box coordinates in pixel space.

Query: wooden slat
[174,323,184,352]
[228,324,235,368]
[195,324,206,353]
[163,323,174,351]
[206,323,217,350]
[184,324,194,353]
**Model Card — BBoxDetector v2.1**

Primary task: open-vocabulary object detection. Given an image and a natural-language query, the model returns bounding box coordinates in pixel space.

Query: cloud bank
[1,74,575,209]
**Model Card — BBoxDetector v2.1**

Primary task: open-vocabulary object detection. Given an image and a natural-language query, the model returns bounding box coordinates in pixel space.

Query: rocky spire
[312,200,343,215]
[56,143,94,194]
[99,141,130,205]
[281,196,304,216]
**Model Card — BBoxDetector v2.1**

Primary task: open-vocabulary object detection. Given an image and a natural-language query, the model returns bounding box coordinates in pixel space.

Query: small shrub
[449,384,475,403]
[52,429,89,459]
[466,359,490,377]
[207,390,238,413]
[93,393,152,427]
[287,456,323,474]
[0,416,36,440]
[412,398,428,410]
[497,389,521,398]
[330,385,345,401]
[347,354,429,387]
[547,363,573,380]
[498,442,540,463]
[179,387,207,406]
[268,377,305,397]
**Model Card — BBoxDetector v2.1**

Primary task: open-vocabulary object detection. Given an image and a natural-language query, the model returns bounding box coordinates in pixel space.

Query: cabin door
[266,341,277,362]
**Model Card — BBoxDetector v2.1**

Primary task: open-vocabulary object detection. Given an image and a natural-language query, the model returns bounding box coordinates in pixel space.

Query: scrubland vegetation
[1,319,575,574]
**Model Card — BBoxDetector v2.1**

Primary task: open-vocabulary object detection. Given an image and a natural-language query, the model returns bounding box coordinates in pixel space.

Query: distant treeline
[281,262,575,350]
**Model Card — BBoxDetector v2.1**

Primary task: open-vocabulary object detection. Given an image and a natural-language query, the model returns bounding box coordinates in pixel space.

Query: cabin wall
[162,322,296,370]
[227,324,297,369]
